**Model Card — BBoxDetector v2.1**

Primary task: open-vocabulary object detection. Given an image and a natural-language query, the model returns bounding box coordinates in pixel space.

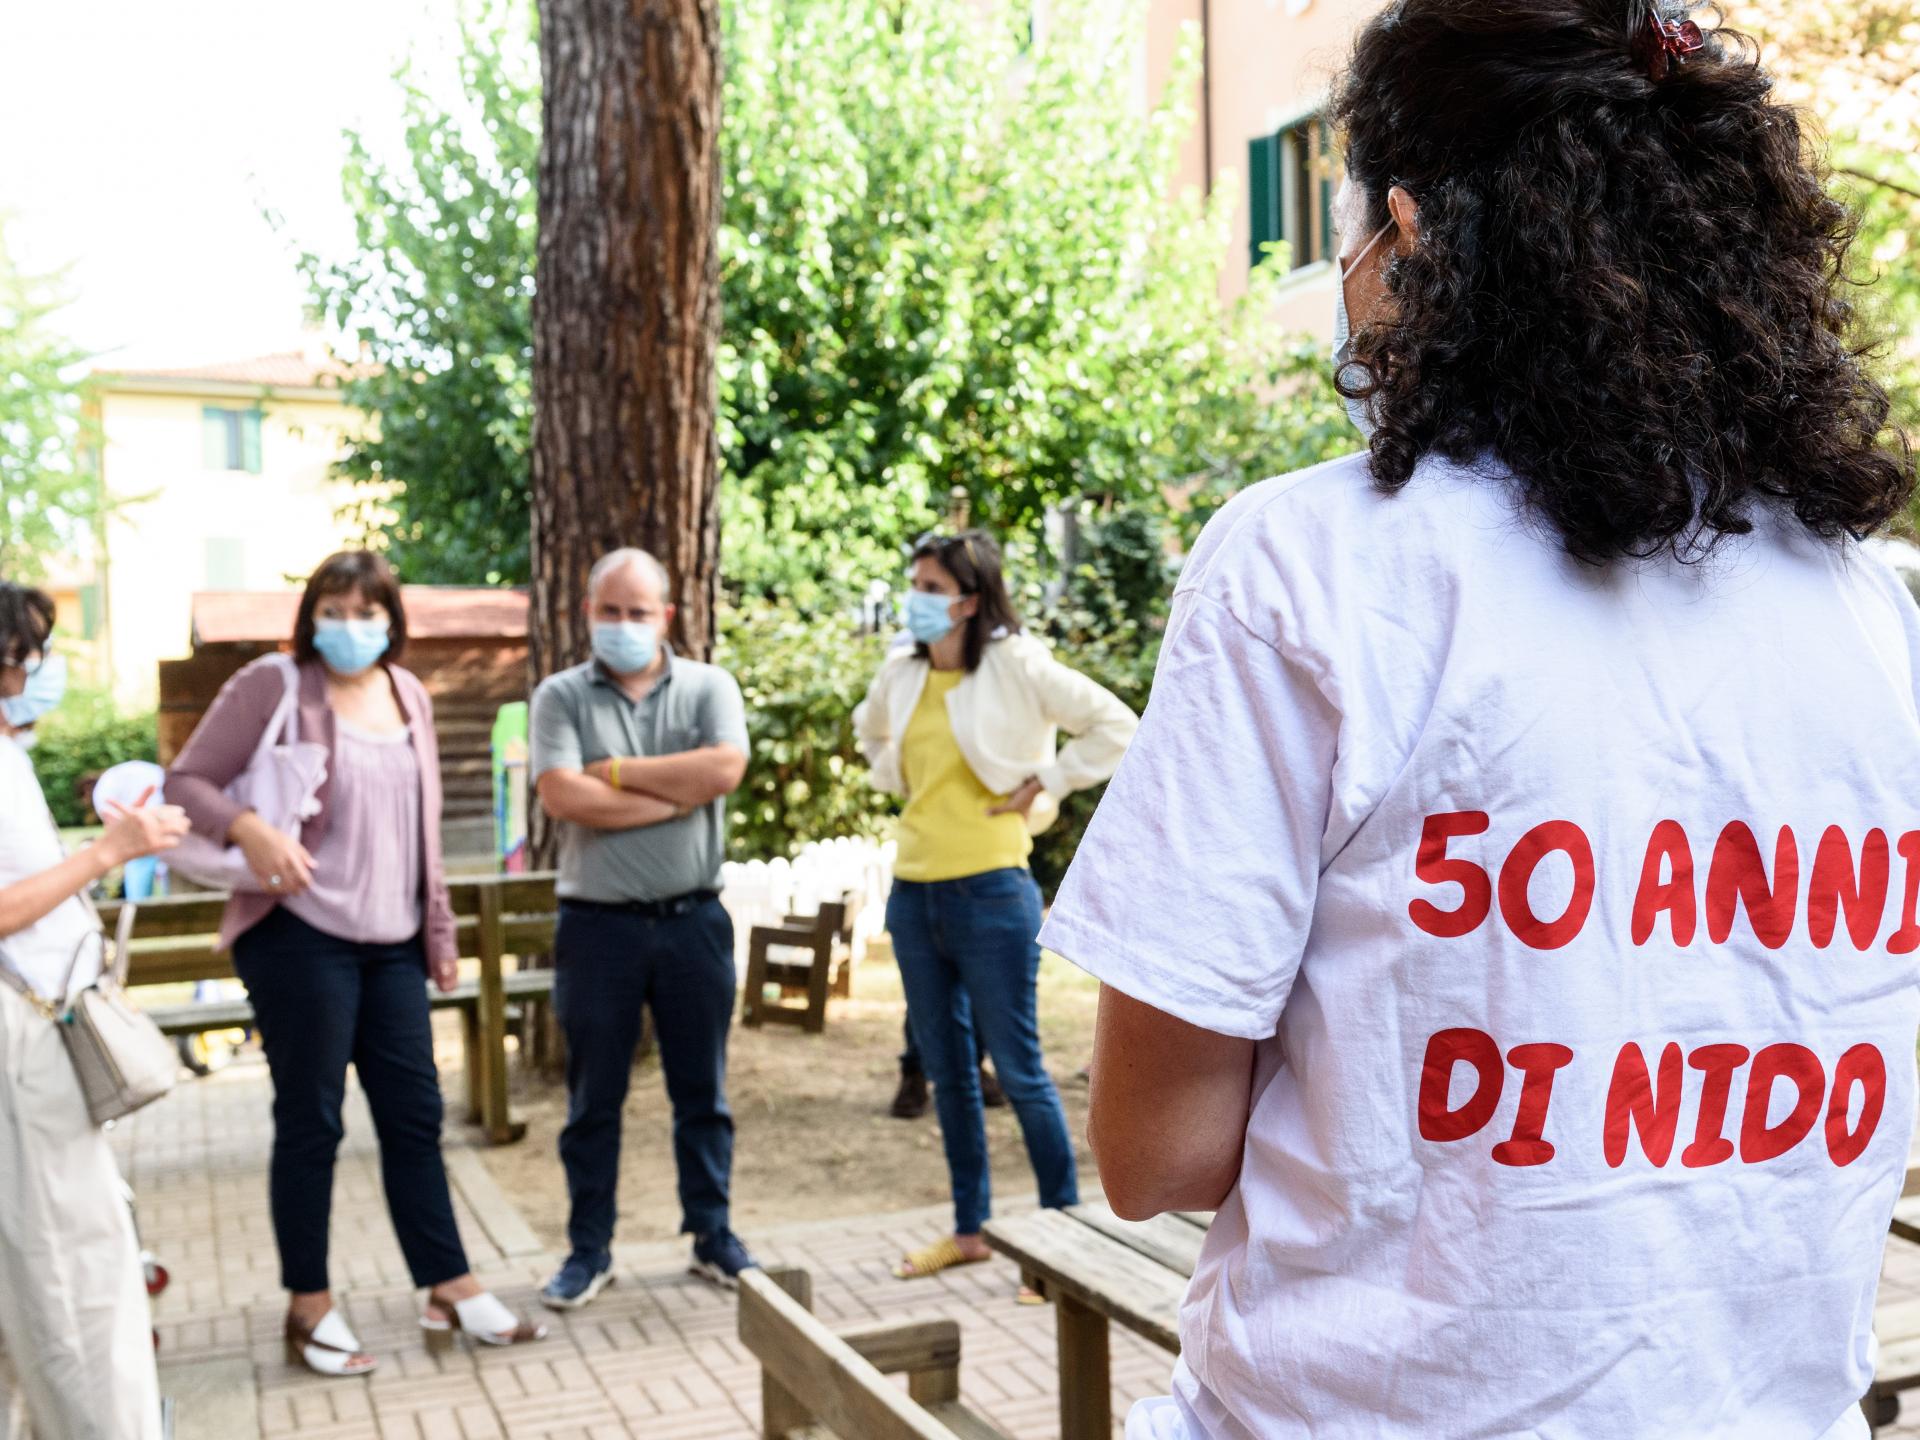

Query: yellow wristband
[610,756,622,790]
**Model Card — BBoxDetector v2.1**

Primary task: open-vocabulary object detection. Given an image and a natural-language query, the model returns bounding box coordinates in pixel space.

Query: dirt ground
[475,948,1105,1249]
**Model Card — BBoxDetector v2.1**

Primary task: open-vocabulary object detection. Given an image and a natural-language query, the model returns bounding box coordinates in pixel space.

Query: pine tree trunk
[525,1,720,1077]
[529,0,723,860]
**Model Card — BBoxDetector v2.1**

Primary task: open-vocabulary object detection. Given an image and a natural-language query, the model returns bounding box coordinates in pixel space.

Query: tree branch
[1836,166,1920,206]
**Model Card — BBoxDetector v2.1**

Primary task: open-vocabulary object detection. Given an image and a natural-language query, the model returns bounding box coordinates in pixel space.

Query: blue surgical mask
[1331,220,1395,441]
[313,618,391,676]
[2,651,66,728]
[904,590,959,645]
[592,621,658,675]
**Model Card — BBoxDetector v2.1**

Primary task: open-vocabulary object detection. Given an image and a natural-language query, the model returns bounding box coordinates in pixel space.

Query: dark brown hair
[911,529,1023,673]
[0,580,55,670]
[1331,0,1913,564]
[293,551,408,666]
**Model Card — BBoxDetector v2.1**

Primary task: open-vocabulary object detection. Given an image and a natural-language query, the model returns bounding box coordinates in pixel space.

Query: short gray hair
[587,547,672,600]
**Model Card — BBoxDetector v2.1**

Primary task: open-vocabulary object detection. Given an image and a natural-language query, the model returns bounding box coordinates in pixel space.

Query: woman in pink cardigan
[168,551,544,1376]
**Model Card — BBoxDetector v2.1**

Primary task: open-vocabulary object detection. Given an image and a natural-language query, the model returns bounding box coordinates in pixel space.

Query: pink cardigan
[166,656,458,965]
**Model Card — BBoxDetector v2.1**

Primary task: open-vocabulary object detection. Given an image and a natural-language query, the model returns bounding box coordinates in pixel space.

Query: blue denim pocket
[955,867,1031,905]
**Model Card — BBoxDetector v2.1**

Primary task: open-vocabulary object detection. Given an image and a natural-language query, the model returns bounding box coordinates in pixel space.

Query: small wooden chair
[740,892,858,1033]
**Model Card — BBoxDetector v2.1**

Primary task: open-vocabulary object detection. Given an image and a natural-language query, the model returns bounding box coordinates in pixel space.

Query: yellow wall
[97,387,370,703]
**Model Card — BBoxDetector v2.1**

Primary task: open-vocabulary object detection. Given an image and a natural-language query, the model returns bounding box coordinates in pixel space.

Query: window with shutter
[200,406,265,473]
[1247,133,1280,270]
[1248,113,1341,272]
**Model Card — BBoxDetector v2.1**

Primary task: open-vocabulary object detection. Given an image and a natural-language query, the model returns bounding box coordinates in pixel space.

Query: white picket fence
[718,836,896,965]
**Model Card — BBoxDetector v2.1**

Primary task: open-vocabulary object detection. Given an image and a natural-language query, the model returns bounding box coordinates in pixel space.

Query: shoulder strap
[263,653,302,749]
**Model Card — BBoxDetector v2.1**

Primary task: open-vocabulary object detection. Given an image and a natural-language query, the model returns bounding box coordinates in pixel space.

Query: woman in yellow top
[854,531,1138,1279]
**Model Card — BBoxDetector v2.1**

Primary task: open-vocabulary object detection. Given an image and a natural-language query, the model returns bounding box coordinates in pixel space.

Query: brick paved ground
[108,1037,1920,1438]
[112,1041,1173,1440]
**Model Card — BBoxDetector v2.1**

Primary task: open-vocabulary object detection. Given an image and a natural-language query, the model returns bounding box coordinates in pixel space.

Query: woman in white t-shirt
[0,579,188,1439]
[1043,3,1919,1437]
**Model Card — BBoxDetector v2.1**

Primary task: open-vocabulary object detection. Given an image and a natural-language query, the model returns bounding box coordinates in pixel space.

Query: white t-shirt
[1041,450,1918,1440]
[0,736,101,1002]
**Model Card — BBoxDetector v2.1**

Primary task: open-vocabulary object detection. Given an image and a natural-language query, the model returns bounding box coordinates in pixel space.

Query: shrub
[29,687,158,826]
[718,600,895,860]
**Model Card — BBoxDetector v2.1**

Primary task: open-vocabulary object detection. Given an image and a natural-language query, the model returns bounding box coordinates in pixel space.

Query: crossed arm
[536,744,748,832]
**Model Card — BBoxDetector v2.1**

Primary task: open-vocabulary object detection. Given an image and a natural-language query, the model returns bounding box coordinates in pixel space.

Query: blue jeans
[553,896,736,1257]
[887,868,1078,1234]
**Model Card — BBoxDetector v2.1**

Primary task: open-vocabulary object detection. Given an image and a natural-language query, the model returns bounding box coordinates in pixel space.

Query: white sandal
[284,1307,376,1377]
[421,1290,548,1351]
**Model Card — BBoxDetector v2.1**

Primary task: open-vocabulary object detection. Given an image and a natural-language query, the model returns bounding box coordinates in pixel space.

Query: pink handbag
[167,655,328,893]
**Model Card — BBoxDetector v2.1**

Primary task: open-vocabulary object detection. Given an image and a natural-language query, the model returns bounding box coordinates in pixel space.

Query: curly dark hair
[1331,0,1913,563]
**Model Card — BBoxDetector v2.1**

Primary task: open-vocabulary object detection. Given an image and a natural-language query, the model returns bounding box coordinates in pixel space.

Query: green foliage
[0,221,95,581]
[717,601,895,859]
[1025,508,1176,894]
[29,688,157,827]
[303,0,1352,603]
[292,0,538,585]
[1835,146,1920,445]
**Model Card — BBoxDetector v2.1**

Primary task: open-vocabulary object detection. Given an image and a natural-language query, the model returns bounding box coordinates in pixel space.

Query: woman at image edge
[0,580,186,1439]
[1043,2,1918,1437]
[168,551,545,1376]
[855,531,1137,1284]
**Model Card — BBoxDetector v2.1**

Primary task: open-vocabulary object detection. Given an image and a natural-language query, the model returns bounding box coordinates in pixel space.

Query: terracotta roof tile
[191,588,528,645]
[95,350,372,390]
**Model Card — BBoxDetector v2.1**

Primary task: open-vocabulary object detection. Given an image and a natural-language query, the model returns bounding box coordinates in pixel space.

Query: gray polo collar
[589,644,676,698]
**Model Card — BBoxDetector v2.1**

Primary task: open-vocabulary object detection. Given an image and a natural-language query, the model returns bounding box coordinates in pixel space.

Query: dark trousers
[900,1010,982,1077]
[553,896,737,1258]
[231,907,469,1294]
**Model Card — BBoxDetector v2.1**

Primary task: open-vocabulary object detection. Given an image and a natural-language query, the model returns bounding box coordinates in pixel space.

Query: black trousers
[232,907,469,1293]
[553,896,736,1258]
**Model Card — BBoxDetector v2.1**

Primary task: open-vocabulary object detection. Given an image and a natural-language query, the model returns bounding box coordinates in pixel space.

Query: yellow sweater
[893,669,1032,882]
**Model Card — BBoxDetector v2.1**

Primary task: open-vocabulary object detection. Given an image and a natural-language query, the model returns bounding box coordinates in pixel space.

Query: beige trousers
[0,986,161,1440]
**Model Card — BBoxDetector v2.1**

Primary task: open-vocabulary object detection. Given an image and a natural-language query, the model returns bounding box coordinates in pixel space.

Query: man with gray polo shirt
[530,547,760,1306]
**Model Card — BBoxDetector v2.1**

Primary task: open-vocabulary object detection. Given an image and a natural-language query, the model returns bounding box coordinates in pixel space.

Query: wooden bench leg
[460,1003,483,1125]
[742,940,767,1028]
[477,884,525,1145]
[760,1269,814,1437]
[804,940,832,1034]
[1056,1293,1111,1440]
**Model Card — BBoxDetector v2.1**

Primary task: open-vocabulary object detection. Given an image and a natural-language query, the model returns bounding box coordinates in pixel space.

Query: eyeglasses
[910,532,981,566]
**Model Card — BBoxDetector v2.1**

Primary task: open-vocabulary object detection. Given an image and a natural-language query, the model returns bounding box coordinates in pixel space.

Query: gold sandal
[892,1236,988,1280]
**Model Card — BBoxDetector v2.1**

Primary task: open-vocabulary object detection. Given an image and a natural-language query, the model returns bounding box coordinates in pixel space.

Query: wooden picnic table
[981,1204,1207,1440]
[990,1160,1920,1440]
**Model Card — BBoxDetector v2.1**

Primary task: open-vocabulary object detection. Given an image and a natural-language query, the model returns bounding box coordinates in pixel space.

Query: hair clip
[1635,12,1705,82]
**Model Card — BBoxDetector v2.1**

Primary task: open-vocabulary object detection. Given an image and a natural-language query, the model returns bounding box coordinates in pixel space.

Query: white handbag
[0,894,177,1126]
[168,654,328,892]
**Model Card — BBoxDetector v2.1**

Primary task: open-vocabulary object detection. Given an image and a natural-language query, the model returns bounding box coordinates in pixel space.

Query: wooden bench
[982,1204,1209,1440]
[739,1267,1011,1440]
[740,892,859,1034]
[105,872,561,1144]
[994,1198,1920,1436]
[1866,1177,1920,1429]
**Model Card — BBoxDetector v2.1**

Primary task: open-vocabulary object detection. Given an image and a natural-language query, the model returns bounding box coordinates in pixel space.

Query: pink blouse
[284,718,424,945]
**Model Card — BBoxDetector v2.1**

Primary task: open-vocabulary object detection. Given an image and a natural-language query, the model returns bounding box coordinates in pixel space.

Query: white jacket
[853,632,1139,835]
